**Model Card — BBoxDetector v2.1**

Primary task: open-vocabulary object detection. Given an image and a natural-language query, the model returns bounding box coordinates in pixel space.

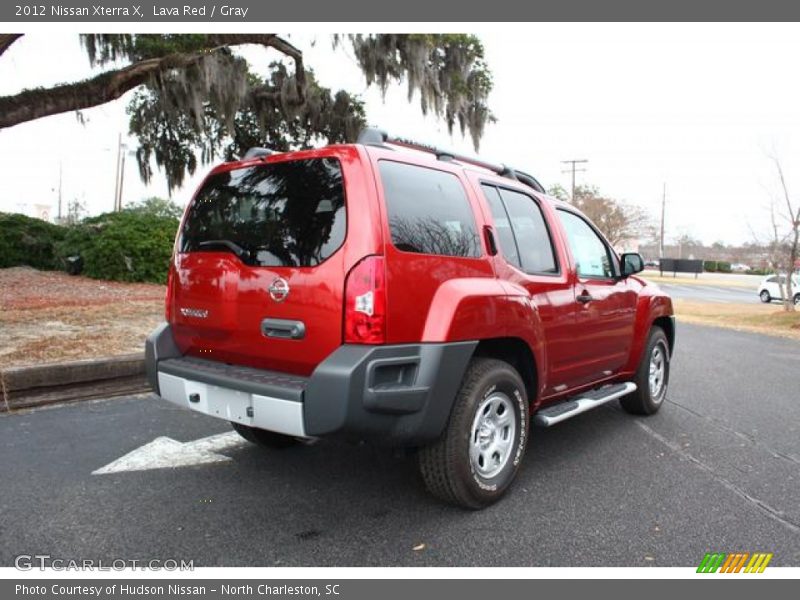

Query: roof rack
[242,147,276,160]
[356,127,545,194]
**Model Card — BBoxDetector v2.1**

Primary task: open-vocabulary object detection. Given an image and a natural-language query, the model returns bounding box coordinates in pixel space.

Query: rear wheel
[418,358,529,509]
[231,422,300,448]
[759,290,771,303]
[620,327,670,416]
[794,294,800,306]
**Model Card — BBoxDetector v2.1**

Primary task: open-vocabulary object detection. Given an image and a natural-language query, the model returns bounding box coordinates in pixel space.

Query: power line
[561,159,588,201]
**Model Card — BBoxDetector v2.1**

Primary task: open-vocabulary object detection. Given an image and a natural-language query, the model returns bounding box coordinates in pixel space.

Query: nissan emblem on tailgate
[268,277,290,302]
[180,307,209,318]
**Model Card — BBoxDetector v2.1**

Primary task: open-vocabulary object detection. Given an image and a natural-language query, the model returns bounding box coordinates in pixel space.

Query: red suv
[146,128,675,509]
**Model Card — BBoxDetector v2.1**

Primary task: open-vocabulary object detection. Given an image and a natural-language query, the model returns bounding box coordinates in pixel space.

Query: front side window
[180,158,346,267]
[557,210,615,278]
[379,161,480,258]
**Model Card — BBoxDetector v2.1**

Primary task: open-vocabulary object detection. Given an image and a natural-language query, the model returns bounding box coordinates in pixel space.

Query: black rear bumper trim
[146,323,477,445]
[158,356,307,403]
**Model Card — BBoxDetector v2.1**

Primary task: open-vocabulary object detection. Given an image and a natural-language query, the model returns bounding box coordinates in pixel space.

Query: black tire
[231,422,300,448]
[759,290,771,303]
[620,327,670,416]
[418,358,529,509]
[794,294,800,306]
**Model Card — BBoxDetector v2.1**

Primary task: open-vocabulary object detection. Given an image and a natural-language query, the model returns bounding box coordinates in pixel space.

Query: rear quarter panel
[364,148,497,344]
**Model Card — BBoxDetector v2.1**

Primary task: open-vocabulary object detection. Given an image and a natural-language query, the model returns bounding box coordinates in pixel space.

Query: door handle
[577,290,593,304]
[261,318,306,339]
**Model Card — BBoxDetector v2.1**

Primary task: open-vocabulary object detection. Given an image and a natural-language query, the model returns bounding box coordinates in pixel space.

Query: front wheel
[620,327,671,416]
[418,358,529,509]
[759,290,771,303]
[794,294,800,306]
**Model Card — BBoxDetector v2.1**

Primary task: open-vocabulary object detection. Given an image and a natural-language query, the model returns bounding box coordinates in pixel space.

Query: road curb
[0,354,150,412]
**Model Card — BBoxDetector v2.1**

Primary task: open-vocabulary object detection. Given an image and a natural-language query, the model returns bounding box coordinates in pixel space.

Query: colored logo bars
[697,552,773,573]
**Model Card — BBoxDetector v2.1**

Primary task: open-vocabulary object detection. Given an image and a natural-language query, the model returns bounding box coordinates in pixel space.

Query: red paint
[166,143,673,402]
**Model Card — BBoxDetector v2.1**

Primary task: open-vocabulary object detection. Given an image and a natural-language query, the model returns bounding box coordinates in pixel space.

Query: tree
[765,156,799,312]
[0,34,494,194]
[64,198,87,225]
[673,233,703,259]
[548,184,650,247]
[125,196,184,220]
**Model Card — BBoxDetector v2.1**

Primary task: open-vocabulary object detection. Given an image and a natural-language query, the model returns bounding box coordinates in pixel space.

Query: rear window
[379,161,480,258]
[179,158,346,267]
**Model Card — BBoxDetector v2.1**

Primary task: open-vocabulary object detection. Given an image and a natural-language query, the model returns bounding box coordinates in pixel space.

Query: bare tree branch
[0,34,23,58]
[769,154,799,311]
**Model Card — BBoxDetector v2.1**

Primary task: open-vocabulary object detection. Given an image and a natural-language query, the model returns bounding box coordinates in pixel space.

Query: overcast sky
[2,24,800,246]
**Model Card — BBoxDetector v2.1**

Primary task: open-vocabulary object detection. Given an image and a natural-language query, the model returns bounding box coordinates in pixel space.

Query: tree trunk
[0,55,202,128]
[0,34,22,57]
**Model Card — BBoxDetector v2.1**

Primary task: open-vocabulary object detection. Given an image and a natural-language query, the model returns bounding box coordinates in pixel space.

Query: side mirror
[620,253,645,277]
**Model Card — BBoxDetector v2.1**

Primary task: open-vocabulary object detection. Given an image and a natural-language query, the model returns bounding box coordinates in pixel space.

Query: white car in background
[758,274,800,305]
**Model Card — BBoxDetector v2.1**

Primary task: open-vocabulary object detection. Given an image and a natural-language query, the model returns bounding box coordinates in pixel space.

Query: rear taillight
[344,255,386,344]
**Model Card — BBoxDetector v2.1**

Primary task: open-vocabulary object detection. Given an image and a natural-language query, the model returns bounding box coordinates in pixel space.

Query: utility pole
[113,132,123,212]
[561,159,588,201]
[57,161,63,222]
[118,151,126,211]
[659,183,666,259]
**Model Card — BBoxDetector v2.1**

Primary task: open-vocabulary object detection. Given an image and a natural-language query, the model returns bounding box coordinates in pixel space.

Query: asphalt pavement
[657,282,759,304]
[1,323,798,567]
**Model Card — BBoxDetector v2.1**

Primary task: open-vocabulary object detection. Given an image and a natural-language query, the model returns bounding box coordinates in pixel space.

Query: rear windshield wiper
[196,239,249,259]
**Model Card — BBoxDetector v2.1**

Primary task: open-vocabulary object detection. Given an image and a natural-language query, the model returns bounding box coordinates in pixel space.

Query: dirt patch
[1,267,165,368]
[674,300,800,340]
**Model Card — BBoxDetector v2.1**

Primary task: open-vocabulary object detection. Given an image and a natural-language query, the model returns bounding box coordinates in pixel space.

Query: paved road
[1,323,798,567]
[657,282,760,304]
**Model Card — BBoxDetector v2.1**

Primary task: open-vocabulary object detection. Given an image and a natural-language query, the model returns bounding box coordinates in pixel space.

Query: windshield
[179,158,346,267]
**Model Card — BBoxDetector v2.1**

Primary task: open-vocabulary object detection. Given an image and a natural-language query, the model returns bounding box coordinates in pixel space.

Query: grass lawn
[673,300,800,340]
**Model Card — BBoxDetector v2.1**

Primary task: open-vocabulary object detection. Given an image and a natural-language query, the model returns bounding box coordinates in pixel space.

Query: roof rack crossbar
[357,127,545,194]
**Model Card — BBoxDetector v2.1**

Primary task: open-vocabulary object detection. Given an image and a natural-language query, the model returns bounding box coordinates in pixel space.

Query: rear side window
[498,188,558,274]
[481,184,522,269]
[379,161,480,258]
[179,158,346,267]
[481,184,558,274]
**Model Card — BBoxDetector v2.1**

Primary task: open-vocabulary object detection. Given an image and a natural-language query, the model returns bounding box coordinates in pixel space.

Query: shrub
[57,210,179,284]
[126,196,184,220]
[703,260,717,273]
[0,212,65,270]
[716,261,732,273]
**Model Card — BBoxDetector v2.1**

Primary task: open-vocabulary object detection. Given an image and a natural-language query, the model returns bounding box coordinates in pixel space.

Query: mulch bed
[1,267,166,368]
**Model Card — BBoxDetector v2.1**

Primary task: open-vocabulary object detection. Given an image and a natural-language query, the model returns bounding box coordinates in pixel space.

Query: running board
[533,382,637,427]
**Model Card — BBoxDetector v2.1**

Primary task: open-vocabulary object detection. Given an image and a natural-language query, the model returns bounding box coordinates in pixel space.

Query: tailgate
[168,153,361,376]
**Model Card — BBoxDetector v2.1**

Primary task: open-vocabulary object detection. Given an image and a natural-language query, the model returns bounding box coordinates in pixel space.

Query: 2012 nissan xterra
[146,128,675,509]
